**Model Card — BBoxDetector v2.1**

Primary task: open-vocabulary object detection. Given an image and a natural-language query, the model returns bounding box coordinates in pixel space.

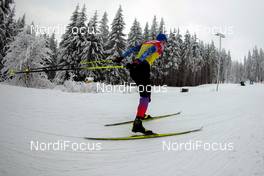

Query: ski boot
[143,114,152,120]
[132,117,154,135]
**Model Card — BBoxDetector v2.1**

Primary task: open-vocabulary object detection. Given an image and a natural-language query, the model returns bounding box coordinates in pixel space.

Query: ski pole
[80,60,113,65]
[25,59,112,71]
[13,65,125,74]
[83,65,124,70]
[9,60,114,75]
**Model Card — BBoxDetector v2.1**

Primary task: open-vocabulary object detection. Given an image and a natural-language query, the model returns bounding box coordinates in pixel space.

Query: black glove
[126,63,132,70]
[112,56,124,63]
[125,63,138,70]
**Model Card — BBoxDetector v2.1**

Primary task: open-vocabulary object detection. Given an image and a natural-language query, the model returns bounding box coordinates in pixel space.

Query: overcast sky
[14,0,264,61]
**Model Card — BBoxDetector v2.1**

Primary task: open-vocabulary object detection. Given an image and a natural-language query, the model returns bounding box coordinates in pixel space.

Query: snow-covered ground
[0,83,264,176]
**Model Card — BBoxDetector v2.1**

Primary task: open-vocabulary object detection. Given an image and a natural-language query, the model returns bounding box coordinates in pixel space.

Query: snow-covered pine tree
[105,5,127,84]
[143,22,150,42]
[209,42,219,83]
[177,30,192,86]
[189,34,203,85]
[220,49,233,83]
[0,6,17,77]
[45,32,58,80]
[2,26,52,88]
[243,47,264,82]
[80,11,105,82]
[219,49,226,83]
[254,47,262,82]
[243,56,248,82]
[158,18,165,34]
[150,15,158,40]
[201,41,218,84]
[244,52,250,82]
[56,4,87,82]
[41,33,54,77]
[88,10,99,34]
[230,61,244,83]
[259,48,264,81]
[224,51,232,82]
[199,41,207,84]
[178,31,202,86]
[0,0,14,79]
[49,33,58,65]
[99,11,109,44]
[163,30,181,85]
[127,19,142,48]
[106,5,126,56]
[5,6,16,43]
[126,19,143,71]
[16,14,25,31]
[0,0,14,21]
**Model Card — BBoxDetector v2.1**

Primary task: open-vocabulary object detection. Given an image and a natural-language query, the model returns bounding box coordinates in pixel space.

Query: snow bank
[4,77,55,89]
[54,80,98,93]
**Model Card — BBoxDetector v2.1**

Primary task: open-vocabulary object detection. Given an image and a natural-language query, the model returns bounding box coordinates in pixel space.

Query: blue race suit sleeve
[138,45,157,62]
[122,45,141,58]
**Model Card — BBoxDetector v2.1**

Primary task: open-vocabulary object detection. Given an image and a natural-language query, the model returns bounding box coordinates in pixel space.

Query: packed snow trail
[0,83,264,176]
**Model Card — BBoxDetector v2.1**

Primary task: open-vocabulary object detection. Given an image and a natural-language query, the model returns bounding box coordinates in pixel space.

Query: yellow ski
[84,127,202,140]
[104,112,181,127]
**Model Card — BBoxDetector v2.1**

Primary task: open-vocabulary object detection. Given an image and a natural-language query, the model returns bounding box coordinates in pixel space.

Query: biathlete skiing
[113,33,167,135]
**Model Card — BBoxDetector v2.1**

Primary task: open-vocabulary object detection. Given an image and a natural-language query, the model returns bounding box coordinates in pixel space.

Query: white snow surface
[0,83,264,176]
